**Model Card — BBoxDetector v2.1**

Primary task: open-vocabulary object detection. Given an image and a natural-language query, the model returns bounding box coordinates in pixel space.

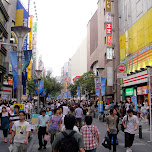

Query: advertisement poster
[31,114,40,126]
[14,104,24,111]
[101,78,106,96]
[94,78,100,96]
[131,96,137,112]
[98,101,103,116]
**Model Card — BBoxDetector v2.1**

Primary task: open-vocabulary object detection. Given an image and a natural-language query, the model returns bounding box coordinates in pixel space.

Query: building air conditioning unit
[112,28,115,32]
[111,0,114,2]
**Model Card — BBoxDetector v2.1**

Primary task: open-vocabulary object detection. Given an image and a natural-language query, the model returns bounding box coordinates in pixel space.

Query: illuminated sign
[107,48,113,59]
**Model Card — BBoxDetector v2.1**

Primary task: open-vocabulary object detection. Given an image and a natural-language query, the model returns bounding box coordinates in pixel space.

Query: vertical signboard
[105,12,111,22]
[107,48,113,59]
[107,36,112,46]
[107,67,113,86]
[106,23,112,35]
[94,78,100,96]
[106,0,111,12]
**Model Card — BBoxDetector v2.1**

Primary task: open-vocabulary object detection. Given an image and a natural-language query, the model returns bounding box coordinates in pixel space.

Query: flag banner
[23,50,32,71]
[34,79,38,95]
[94,78,100,96]
[101,78,106,96]
[39,79,44,94]
[77,86,83,97]
[22,72,26,95]
[9,51,17,90]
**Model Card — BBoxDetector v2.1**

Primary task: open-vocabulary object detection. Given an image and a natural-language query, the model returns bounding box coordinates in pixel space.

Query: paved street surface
[0,118,152,152]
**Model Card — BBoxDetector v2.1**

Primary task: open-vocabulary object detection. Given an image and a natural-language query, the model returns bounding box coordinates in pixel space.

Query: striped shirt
[10,113,20,123]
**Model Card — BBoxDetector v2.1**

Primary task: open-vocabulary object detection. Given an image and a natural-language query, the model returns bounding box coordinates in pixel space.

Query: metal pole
[37,79,40,113]
[148,68,152,142]
[17,37,23,103]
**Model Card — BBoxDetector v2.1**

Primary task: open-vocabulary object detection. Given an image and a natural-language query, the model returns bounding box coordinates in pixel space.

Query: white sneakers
[126,148,132,152]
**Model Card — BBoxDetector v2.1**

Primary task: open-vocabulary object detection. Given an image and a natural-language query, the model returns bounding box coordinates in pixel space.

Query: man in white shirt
[122,109,139,152]
[10,111,31,152]
[63,104,69,116]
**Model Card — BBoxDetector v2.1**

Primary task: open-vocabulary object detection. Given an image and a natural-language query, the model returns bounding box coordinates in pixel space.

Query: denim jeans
[85,148,96,152]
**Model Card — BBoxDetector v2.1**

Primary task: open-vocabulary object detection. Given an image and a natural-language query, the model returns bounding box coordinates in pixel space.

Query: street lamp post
[96,68,105,102]
[11,26,31,103]
[35,69,42,113]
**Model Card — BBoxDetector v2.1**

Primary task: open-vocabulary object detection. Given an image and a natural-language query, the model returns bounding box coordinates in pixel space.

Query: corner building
[119,0,152,104]
[87,0,120,103]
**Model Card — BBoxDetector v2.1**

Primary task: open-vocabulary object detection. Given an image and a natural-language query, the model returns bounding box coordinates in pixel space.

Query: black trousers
[108,133,117,152]
[3,129,8,137]
[38,127,47,147]
[125,132,135,148]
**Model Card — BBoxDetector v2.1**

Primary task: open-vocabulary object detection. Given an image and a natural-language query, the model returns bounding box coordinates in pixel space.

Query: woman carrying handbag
[106,108,118,152]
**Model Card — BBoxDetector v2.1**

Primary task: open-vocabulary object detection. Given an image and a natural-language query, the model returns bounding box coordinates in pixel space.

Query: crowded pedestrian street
[1,0,152,152]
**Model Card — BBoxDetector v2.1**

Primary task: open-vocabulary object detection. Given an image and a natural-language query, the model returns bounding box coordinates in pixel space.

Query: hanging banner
[27,61,32,80]
[98,101,103,116]
[39,79,44,94]
[131,96,137,112]
[34,79,38,95]
[23,50,32,71]
[101,78,106,96]
[9,51,17,90]
[94,78,100,97]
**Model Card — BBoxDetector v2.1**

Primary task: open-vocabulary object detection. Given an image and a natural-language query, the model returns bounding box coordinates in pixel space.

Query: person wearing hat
[122,109,139,152]
[37,109,49,150]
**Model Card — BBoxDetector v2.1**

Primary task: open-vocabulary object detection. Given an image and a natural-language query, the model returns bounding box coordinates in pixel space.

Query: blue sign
[101,78,106,96]
[9,51,17,90]
[98,101,103,116]
[131,96,137,112]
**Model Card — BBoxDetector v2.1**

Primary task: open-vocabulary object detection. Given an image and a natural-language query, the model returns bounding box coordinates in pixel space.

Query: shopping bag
[44,134,50,141]
[102,133,111,149]
[8,144,13,152]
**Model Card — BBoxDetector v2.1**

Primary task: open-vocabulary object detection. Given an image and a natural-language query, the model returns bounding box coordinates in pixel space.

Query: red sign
[107,36,112,46]
[106,23,112,34]
[118,64,126,72]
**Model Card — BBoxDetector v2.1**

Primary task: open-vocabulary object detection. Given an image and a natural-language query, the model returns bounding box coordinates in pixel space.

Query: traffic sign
[118,64,126,72]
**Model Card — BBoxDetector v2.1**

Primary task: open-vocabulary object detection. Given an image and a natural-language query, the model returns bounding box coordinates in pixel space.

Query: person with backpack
[80,115,100,152]
[106,108,118,152]
[122,109,139,152]
[52,114,85,152]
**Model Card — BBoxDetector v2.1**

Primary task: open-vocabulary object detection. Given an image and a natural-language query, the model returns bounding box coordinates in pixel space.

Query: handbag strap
[86,125,95,139]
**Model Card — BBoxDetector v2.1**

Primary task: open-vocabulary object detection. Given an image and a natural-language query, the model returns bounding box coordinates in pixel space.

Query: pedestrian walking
[46,107,52,118]
[0,106,10,143]
[106,108,118,152]
[75,104,83,129]
[47,108,61,144]
[52,114,85,152]
[80,115,100,152]
[122,109,139,152]
[10,111,31,152]
[9,105,20,134]
[37,109,49,150]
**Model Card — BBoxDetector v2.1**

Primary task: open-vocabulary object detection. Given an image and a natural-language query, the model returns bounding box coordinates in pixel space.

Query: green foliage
[74,70,95,95]
[68,84,77,98]
[27,76,63,97]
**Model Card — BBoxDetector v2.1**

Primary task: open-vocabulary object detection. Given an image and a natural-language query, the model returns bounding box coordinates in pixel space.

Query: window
[0,11,7,26]
[0,52,5,66]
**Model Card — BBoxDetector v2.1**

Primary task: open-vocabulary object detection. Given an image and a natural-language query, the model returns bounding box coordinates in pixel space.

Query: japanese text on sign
[106,23,112,34]
[107,36,112,46]
[106,0,111,12]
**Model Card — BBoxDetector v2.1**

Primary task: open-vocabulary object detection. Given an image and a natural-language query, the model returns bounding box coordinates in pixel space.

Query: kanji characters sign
[107,36,112,46]
[106,0,111,12]
[106,23,112,34]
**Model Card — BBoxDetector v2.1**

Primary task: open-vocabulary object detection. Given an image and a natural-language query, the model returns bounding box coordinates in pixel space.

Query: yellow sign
[28,61,32,79]
[29,15,33,50]
[14,104,24,111]
[98,101,103,103]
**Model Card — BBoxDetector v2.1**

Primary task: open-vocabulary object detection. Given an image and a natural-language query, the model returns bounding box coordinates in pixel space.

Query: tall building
[119,0,152,104]
[71,38,87,83]
[87,0,120,103]
[0,0,17,100]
